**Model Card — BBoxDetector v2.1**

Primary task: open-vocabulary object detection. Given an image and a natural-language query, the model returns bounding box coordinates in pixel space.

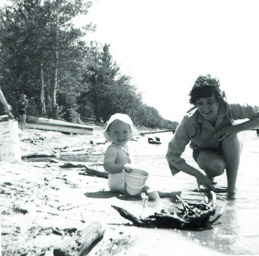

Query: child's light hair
[104,113,137,141]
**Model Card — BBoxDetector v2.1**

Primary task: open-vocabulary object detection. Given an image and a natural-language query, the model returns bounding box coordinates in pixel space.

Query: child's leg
[143,185,181,200]
[221,135,242,193]
[196,150,225,179]
[142,185,149,192]
[158,191,181,198]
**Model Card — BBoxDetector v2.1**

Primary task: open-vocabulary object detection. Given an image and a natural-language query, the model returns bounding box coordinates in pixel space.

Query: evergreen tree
[1,1,178,129]
[0,0,94,118]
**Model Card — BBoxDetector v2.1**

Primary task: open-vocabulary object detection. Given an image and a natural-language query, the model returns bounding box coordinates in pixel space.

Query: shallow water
[131,131,259,255]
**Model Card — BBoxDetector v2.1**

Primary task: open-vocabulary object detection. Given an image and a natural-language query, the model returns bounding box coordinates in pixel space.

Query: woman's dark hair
[189,74,226,105]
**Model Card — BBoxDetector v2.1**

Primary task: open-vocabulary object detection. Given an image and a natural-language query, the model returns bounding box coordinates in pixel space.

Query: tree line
[0,0,178,129]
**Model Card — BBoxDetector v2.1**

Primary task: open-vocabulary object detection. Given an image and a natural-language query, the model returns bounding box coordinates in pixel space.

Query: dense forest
[0,0,178,129]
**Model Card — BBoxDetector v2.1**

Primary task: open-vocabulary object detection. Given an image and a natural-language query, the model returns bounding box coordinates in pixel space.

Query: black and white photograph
[1,0,259,255]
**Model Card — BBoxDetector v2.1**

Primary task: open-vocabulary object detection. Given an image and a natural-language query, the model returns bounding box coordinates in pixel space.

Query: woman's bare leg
[19,114,26,130]
[197,135,241,193]
[221,135,242,193]
[197,150,225,179]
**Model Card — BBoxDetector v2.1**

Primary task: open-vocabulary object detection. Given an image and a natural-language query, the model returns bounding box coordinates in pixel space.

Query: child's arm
[104,146,126,174]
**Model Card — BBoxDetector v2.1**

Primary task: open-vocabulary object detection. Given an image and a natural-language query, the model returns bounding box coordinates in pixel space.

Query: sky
[82,0,259,121]
[1,0,258,121]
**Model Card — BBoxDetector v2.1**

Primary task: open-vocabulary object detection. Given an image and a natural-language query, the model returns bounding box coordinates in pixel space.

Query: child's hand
[123,163,133,173]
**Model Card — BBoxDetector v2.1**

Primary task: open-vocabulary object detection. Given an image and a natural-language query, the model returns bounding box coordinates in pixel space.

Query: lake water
[130,130,259,255]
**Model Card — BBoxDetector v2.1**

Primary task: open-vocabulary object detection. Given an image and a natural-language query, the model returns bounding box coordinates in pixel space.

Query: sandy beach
[1,128,259,255]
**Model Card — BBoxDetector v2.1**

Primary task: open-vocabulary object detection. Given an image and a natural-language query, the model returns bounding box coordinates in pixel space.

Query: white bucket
[123,169,149,196]
[0,120,21,163]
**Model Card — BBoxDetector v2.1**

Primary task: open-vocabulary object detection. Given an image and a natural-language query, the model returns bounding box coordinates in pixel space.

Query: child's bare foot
[147,190,160,201]
[169,191,181,199]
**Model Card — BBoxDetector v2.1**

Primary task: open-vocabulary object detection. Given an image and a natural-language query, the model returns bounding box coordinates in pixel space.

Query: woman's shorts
[193,148,222,162]
[19,110,26,115]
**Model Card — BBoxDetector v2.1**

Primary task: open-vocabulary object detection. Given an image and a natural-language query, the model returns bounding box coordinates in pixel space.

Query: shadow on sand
[84,190,143,201]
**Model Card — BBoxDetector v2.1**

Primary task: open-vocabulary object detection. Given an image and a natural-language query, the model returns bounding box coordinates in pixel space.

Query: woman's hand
[195,171,216,191]
[215,126,238,142]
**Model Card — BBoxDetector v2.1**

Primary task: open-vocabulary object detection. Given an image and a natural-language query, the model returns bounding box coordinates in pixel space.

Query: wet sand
[1,129,259,255]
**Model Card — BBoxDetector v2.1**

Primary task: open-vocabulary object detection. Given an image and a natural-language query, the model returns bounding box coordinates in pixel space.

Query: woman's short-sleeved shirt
[166,103,259,175]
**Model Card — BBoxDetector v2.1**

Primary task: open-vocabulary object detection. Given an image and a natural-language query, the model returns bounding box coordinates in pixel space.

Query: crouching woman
[166,74,259,197]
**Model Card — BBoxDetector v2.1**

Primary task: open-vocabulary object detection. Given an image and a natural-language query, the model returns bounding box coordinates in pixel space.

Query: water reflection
[167,187,259,255]
[133,131,259,255]
[186,200,239,254]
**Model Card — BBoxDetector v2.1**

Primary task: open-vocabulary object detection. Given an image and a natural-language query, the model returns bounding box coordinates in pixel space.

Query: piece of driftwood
[60,163,108,179]
[53,221,105,256]
[22,152,56,159]
[112,192,223,231]
[58,146,93,153]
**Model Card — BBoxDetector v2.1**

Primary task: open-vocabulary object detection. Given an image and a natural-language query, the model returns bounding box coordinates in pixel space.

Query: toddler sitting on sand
[103,113,181,200]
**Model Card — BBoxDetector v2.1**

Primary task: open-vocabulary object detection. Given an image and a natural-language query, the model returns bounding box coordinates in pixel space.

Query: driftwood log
[60,163,108,179]
[22,152,56,159]
[53,221,105,256]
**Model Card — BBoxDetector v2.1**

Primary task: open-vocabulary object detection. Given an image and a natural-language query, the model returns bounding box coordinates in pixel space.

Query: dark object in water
[148,137,161,144]
[112,192,223,231]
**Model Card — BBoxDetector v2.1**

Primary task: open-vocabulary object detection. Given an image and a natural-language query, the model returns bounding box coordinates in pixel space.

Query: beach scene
[1,127,259,255]
[1,0,259,255]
